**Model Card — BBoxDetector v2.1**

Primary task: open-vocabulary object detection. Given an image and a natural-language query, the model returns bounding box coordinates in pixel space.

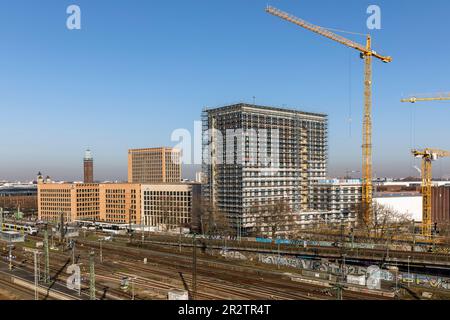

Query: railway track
[81,239,392,300]
[0,276,36,300]
[113,235,450,267]
[13,240,327,300]
[12,236,395,300]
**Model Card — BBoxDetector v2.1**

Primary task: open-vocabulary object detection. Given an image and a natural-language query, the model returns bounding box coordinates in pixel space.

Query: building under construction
[202,103,327,235]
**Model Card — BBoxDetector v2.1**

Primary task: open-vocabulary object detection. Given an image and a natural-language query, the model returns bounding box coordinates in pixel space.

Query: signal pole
[34,250,39,300]
[25,248,41,300]
[60,212,65,243]
[72,241,76,265]
[8,242,13,271]
[192,234,197,300]
[141,216,145,244]
[99,239,103,264]
[89,251,96,300]
[128,209,133,244]
[0,207,3,230]
[179,225,182,253]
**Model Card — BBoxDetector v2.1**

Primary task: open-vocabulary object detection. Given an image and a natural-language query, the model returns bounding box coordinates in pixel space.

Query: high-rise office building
[128,147,181,184]
[84,149,94,183]
[202,103,327,235]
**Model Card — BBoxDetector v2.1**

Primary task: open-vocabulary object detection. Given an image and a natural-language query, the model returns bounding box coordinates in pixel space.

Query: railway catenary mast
[265,6,392,226]
[89,251,96,300]
[43,228,50,284]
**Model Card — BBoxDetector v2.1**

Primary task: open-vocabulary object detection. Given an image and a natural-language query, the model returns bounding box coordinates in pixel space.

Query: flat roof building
[0,183,38,211]
[373,191,422,222]
[311,179,362,214]
[99,183,141,224]
[38,183,100,222]
[38,182,141,224]
[141,183,201,232]
[128,147,181,184]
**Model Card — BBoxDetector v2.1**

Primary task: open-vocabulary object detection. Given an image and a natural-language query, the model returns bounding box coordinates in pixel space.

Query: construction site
[2,2,450,306]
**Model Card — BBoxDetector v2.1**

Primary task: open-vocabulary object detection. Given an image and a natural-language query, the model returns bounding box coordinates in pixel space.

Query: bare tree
[196,200,232,237]
[251,199,296,239]
[355,202,412,242]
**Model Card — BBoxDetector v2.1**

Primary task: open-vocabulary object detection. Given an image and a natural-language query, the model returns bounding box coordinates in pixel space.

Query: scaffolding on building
[201,103,328,237]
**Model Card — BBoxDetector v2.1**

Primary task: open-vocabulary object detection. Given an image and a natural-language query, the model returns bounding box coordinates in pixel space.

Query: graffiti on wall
[220,250,247,260]
[258,254,450,290]
[258,254,392,280]
[399,273,450,290]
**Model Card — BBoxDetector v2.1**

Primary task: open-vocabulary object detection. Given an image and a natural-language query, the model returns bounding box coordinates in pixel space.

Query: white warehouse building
[373,192,422,222]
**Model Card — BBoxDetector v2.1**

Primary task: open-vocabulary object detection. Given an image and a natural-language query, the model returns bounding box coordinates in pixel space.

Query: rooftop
[128,147,181,153]
[374,192,422,198]
[204,103,327,119]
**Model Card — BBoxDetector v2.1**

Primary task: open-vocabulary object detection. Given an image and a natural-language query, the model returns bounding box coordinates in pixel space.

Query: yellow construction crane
[412,149,450,237]
[265,6,392,225]
[401,93,450,104]
[401,93,450,237]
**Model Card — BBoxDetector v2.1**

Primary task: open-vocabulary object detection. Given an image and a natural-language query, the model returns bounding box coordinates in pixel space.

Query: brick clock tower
[84,149,94,183]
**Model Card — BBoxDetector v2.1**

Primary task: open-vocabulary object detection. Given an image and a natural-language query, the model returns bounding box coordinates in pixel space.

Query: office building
[38,183,100,222]
[99,183,141,224]
[128,147,181,184]
[141,183,201,231]
[38,182,140,224]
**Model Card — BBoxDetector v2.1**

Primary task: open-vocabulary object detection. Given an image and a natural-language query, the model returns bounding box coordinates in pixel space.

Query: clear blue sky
[1,0,450,181]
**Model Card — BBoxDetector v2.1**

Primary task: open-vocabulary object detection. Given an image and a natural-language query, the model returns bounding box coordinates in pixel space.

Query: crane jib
[266,6,392,63]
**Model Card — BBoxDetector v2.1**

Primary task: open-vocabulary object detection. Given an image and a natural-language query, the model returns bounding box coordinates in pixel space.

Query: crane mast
[362,37,373,226]
[266,6,392,226]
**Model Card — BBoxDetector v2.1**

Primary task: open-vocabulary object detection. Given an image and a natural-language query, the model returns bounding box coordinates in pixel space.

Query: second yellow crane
[401,92,450,237]
[266,6,392,226]
[412,149,450,237]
